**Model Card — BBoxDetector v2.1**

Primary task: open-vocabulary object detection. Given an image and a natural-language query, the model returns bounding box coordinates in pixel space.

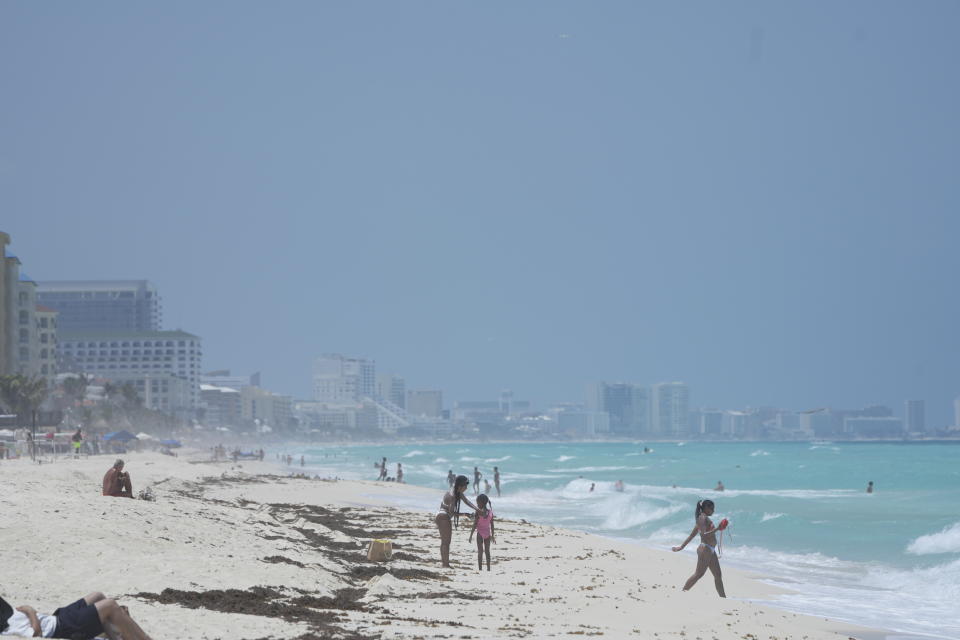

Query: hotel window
[39,317,48,328]
[19,329,28,343]
[41,334,48,343]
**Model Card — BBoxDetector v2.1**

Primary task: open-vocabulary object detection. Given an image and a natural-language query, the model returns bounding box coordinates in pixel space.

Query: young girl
[435,474,478,568]
[672,499,726,597]
[469,494,495,571]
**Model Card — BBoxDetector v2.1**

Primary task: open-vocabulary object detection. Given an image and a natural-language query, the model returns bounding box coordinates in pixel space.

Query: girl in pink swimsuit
[468,494,496,571]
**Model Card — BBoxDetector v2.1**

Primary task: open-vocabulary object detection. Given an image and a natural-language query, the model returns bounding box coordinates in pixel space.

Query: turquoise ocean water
[279,441,960,639]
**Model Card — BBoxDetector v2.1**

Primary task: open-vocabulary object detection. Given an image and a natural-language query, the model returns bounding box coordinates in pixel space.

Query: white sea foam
[750,449,770,457]
[907,521,960,555]
[761,512,785,522]
[545,465,646,473]
[600,499,685,531]
[459,456,480,462]
[433,457,449,463]
[484,455,511,463]
[555,455,576,462]
[402,450,427,458]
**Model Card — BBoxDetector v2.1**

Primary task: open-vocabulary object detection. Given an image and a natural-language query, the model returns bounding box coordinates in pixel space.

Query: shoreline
[0,450,896,639]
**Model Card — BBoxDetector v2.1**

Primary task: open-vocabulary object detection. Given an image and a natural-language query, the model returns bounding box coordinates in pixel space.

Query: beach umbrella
[136,432,158,441]
[103,430,138,442]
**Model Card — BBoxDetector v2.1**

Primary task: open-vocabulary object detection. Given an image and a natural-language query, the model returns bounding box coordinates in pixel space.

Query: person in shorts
[1,591,153,639]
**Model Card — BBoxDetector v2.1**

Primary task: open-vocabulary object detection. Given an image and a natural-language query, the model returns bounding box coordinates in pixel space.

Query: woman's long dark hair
[695,499,714,519]
[453,474,469,528]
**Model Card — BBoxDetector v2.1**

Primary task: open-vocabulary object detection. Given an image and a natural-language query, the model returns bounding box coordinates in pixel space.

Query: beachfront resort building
[589,382,650,436]
[651,382,690,437]
[36,280,162,332]
[0,234,59,383]
[556,409,610,436]
[201,370,261,391]
[407,389,443,417]
[377,373,406,409]
[313,354,375,403]
[905,399,925,433]
[57,329,202,417]
[240,385,294,432]
[200,384,242,428]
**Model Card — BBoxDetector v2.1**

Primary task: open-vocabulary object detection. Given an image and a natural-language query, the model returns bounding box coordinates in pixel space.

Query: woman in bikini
[435,474,478,568]
[672,499,726,597]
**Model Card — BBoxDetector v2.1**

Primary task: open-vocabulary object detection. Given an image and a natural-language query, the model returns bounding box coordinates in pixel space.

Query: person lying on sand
[102,459,133,498]
[0,591,153,640]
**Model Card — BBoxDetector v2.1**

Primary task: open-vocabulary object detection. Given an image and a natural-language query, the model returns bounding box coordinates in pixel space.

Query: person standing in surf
[473,466,482,494]
[493,466,501,497]
[435,474,478,568]
[672,499,727,597]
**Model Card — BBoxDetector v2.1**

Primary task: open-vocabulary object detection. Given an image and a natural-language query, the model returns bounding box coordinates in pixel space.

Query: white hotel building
[58,329,202,417]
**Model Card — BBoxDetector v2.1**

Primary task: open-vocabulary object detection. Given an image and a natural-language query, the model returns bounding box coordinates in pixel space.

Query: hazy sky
[3,2,958,425]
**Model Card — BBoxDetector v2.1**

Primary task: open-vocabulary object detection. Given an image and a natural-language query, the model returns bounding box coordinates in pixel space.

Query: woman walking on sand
[672,499,727,597]
[435,474,478,568]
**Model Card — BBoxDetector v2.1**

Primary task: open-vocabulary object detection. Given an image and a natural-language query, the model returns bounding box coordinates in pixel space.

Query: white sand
[0,450,882,639]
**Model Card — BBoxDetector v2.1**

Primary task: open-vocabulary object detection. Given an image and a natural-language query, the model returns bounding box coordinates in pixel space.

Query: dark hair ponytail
[453,474,470,528]
[695,499,714,519]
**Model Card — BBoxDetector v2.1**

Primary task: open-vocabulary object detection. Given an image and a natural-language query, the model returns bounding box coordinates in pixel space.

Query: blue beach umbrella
[103,430,138,442]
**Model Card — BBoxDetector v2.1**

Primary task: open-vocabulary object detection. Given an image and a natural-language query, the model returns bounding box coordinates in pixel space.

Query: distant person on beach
[300,455,305,467]
[258,448,264,461]
[397,463,404,483]
[435,474,478,568]
[473,466,482,494]
[714,480,725,492]
[866,481,873,493]
[0,591,153,639]
[378,457,388,481]
[447,469,455,488]
[71,428,83,459]
[615,479,625,492]
[484,478,491,494]
[672,499,727,597]
[589,483,595,492]
[493,466,501,497]
[102,459,133,498]
[469,493,496,571]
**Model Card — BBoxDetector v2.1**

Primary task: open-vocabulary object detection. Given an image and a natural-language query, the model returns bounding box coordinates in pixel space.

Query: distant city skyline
[3,2,958,425]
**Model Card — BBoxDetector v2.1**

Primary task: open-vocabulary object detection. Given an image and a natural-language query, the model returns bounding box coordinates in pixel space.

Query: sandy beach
[1,449,883,639]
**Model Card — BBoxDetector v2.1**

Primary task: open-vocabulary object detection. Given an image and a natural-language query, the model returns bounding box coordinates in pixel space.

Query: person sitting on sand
[672,499,726,597]
[0,591,153,639]
[102,459,133,498]
[469,493,496,571]
[435,474,478,568]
